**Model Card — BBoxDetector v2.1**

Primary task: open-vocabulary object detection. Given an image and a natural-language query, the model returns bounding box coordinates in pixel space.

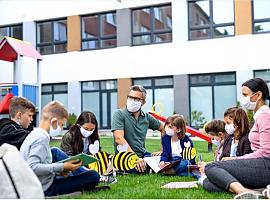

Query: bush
[66,113,77,129]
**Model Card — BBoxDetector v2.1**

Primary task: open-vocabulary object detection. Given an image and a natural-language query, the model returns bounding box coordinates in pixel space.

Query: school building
[0,0,270,129]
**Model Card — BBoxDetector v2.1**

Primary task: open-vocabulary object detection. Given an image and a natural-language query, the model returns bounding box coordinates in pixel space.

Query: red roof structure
[0,36,42,62]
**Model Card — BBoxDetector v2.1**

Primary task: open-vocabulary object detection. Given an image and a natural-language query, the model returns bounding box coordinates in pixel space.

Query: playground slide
[0,93,13,114]
[148,111,212,143]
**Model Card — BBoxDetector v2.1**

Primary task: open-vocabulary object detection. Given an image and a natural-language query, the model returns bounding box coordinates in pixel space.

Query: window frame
[81,79,117,129]
[81,11,117,51]
[132,76,174,114]
[187,0,235,40]
[131,3,172,46]
[252,0,270,34]
[189,72,236,125]
[0,23,23,40]
[36,18,67,55]
[41,83,68,99]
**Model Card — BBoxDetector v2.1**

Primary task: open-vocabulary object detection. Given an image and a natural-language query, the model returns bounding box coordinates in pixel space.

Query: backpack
[0,143,44,199]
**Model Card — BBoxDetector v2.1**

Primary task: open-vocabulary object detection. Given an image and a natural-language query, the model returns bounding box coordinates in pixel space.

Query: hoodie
[0,118,30,149]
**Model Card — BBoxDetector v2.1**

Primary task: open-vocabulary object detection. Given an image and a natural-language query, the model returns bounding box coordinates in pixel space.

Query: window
[188,0,234,40]
[41,83,68,109]
[133,76,174,117]
[252,0,270,33]
[189,72,236,127]
[81,80,117,129]
[132,4,172,45]
[36,19,67,55]
[254,70,270,88]
[81,12,117,50]
[0,24,22,41]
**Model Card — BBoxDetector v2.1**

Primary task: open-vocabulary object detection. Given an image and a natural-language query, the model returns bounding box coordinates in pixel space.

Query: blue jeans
[51,147,88,175]
[44,170,100,196]
[45,147,100,196]
[171,156,198,178]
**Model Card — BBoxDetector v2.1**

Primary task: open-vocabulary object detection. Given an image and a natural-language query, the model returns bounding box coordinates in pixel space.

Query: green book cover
[56,153,99,166]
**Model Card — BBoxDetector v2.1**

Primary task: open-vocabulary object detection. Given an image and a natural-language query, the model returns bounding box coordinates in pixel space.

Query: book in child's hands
[143,156,180,173]
[56,153,99,166]
[161,181,198,189]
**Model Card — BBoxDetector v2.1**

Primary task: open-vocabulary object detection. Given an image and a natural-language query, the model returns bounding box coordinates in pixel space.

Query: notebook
[143,156,180,173]
[161,181,198,189]
[56,153,99,166]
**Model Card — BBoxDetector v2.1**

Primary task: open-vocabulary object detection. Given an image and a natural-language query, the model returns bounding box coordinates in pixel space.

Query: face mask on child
[225,123,235,135]
[49,119,62,137]
[212,139,221,147]
[79,125,94,138]
[165,127,175,136]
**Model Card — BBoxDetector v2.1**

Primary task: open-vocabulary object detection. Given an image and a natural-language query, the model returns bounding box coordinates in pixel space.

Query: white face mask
[165,127,175,136]
[126,99,142,113]
[79,125,94,138]
[225,123,235,135]
[212,139,221,147]
[240,95,257,110]
[49,120,62,137]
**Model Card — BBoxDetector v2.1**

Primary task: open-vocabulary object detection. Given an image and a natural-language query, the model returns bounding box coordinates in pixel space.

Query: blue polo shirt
[111,108,161,158]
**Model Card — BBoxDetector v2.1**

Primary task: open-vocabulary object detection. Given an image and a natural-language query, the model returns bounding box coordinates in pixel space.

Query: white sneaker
[234,191,264,199]
[262,184,270,199]
[100,175,117,185]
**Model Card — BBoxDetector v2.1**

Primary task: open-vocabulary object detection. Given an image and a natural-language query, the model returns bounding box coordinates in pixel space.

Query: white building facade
[1,0,270,129]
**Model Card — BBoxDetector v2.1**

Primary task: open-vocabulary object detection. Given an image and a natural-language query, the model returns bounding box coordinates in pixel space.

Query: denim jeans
[51,147,88,176]
[44,170,100,196]
[45,147,100,196]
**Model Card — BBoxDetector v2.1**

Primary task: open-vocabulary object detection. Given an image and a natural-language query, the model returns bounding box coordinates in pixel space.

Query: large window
[0,24,22,41]
[254,70,270,88]
[188,0,234,40]
[81,12,117,50]
[133,76,174,117]
[41,83,68,109]
[36,19,67,55]
[189,73,236,127]
[81,80,117,129]
[252,0,270,33]
[132,4,172,45]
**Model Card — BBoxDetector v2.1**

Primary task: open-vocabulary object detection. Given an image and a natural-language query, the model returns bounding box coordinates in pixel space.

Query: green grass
[50,137,233,199]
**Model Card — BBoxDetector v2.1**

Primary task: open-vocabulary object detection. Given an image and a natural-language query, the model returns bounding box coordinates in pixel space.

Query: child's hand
[198,161,206,174]
[151,151,162,156]
[159,161,170,169]
[63,159,82,172]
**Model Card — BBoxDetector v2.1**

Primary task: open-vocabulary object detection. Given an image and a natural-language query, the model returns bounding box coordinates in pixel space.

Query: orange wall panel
[67,15,81,52]
[235,0,252,35]
[117,78,132,108]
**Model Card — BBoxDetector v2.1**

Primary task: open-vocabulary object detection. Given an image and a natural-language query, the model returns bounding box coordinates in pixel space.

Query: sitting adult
[202,78,270,198]
[112,85,164,172]
[0,96,35,149]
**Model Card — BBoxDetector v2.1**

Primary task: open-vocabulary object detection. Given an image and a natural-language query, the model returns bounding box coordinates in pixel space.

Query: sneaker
[234,191,265,199]
[262,184,270,198]
[100,175,117,185]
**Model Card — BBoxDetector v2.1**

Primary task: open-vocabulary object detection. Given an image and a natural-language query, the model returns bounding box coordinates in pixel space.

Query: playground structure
[0,36,42,118]
[148,111,213,152]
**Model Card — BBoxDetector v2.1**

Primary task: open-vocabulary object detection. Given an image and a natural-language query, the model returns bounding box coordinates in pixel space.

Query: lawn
[50,137,233,199]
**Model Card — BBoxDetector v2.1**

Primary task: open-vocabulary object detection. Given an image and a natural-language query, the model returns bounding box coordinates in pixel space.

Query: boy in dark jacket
[0,96,35,149]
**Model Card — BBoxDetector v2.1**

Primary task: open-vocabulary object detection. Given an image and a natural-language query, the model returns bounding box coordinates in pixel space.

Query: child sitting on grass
[20,101,103,196]
[159,114,197,177]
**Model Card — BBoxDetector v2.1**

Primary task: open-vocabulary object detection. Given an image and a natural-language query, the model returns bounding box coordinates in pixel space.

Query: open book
[143,156,180,173]
[56,153,99,166]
